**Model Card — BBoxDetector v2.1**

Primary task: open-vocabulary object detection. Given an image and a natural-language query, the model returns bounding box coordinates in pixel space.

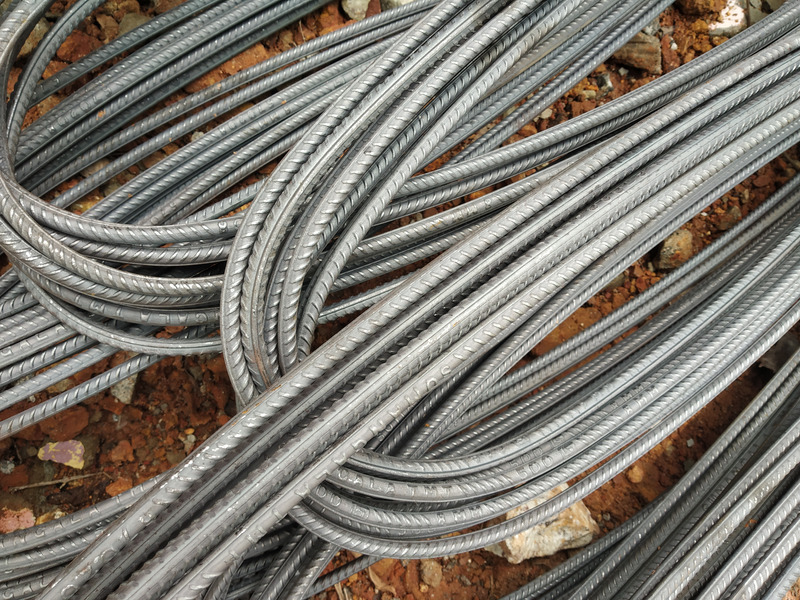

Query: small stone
[642,15,660,36]
[686,438,695,447]
[81,158,110,178]
[39,406,89,441]
[142,150,166,170]
[96,13,119,41]
[602,272,626,292]
[190,131,204,142]
[166,449,185,465]
[110,375,137,405]
[597,72,613,93]
[19,19,50,59]
[656,229,694,269]
[367,559,396,595]
[109,440,134,463]
[69,195,102,214]
[626,464,644,483]
[458,575,473,587]
[0,507,34,534]
[46,377,73,396]
[612,32,662,75]
[342,0,369,20]
[661,35,681,73]
[419,559,443,588]
[602,513,611,522]
[677,0,725,14]
[98,393,125,416]
[0,459,14,475]
[118,12,150,36]
[35,509,66,525]
[182,433,196,454]
[38,440,85,469]
[717,204,742,230]
[537,107,553,120]
[105,476,133,497]
[485,483,600,563]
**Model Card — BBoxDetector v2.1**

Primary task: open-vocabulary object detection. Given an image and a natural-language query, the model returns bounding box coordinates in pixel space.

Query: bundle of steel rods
[0,0,799,598]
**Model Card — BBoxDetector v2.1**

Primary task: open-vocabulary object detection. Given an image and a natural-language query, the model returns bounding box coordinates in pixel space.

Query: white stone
[110,375,138,405]
[485,484,600,563]
[380,0,417,9]
[342,0,369,20]
[709,0,747,37]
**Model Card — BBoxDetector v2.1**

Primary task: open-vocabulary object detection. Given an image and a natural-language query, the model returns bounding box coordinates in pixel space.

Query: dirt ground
[1,1,799,598]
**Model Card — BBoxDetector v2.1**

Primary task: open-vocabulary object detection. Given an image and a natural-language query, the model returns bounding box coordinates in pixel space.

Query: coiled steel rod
[0,0,799,598]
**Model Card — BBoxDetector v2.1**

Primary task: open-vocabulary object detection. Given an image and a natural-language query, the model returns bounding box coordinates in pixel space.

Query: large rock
[485,483,599,563]
[612,32,662,75]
